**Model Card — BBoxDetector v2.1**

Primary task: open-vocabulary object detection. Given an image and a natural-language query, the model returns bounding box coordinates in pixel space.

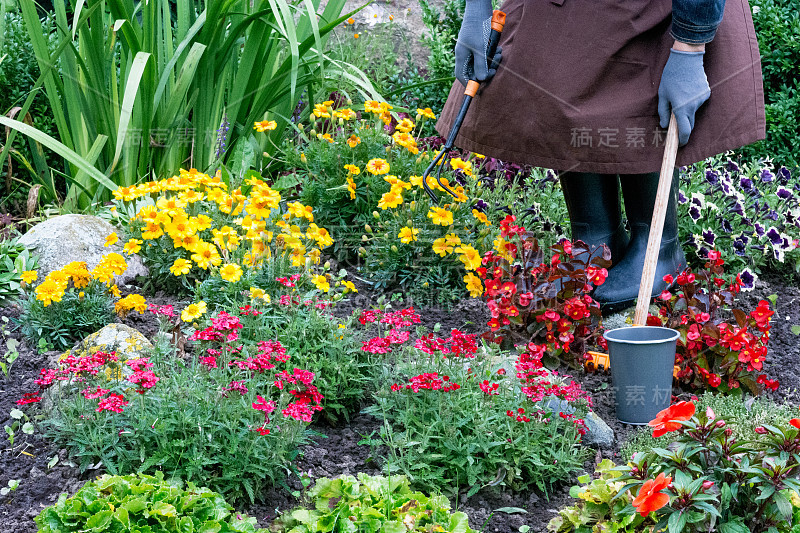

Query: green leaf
[772,491,792,520]
[791,325,800,336]
[668,511,687,533]
[86,510,113,530]
[0,117,116,194]
[493,507,528,514]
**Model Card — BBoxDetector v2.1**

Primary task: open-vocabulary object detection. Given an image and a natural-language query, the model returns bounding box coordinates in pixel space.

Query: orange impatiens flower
[649,401,696,438]
[632,473,671,517]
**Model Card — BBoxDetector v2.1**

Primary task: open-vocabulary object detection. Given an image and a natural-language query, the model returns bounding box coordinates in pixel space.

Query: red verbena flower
[16,392,42,405]
[96,393,128,414]
[81,387,110,400]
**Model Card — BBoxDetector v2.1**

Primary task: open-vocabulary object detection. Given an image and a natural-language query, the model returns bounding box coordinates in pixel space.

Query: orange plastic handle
[491,10,506,32]
[465,80,480,97]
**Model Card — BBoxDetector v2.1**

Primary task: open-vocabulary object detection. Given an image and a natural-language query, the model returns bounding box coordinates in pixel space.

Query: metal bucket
[603,326,679,425]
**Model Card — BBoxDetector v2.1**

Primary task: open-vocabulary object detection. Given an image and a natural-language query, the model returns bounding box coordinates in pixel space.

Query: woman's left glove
[657,49,711,146]
[455,0,495,86]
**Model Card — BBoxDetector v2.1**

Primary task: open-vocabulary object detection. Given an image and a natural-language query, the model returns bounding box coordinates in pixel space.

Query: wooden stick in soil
[633,113,679,326]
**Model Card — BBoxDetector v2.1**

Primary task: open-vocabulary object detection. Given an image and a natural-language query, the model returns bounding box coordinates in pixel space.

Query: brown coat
[436,0,766,174]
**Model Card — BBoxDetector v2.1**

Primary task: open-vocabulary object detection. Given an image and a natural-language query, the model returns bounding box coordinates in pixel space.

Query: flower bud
[309,129,317,137]
[755,426,767,434]
[263,152,270,158]
[725,428,733,436]
[361,235,369,242]
[715,420,726,428]
[339,118,344,126]
[409,201,416,211]
[406,219,413,226]
[347,98,353,105]
[358,247,366,256]
[385,146,391,153]
[702,480,715,490]
[372,211,380,219]
[298,123,305,130]
[365,224,373,233]
[390,245,398,253]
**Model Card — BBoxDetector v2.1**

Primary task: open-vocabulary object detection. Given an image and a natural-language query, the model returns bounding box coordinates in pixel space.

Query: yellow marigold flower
[364,100,383,114]
[173,234,200,251]
[432,238,453,257]
[254,120,277,132]
[473,153,486,159]
[319,133,334,143]
[137,205,158,222]
[398,226,419,244]
[392,131,417,149]
[191,242,222,270]
[98,253,127,276]
[109,284,121,298]
[450,157,473,176]
[341,280,358,293]
[379,111,392,125]
[191,214,212,232]
[170,258,192,276]
[179,189,205,203]
[333,109,356,120]
[377,190,403,210]
[384,176,411,191]
[249,287,265,299]
[347,176,357,200]
[156,195,188,215]
[312,103,331,118]
[141,222,164,241]
[347,134,361,148]
[463,273,484,298]
[166,215,196,240]
[35,279,65,307]
[346,17,355,24]
[21,270,37,285]
[366,158,390,175]
[344,164,361,175]
[123,239,143,255]
[395,118,415,133]
[104,232,118,247]
[427,206,454,226]
[286,201,314,222]
[312,274,330,293]
[115,294,147,316]
[181,301,207,322]
[443,233,460,246]
[472,209,491,225]
[416,107,436,120]
[455,245,482,271]
[219,263,243,283]
[63,261,92,289]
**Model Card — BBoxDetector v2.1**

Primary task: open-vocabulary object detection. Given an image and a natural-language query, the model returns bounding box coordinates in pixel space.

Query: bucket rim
[603,326,680,345]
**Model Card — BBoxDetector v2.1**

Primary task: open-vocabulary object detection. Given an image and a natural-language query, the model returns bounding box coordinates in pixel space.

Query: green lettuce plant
[35,472,267,533]
[273,473,475,533]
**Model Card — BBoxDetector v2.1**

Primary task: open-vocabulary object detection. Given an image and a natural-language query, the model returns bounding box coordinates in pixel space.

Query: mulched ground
[1,272,798,532]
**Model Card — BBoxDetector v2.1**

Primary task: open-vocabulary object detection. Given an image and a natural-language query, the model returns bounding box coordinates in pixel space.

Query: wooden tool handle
[633,113,679,326]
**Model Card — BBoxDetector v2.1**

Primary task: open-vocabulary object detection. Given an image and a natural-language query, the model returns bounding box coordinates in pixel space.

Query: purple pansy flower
[689,205,701,221]
[702,229,716,245]
[766,226,782,246]
[739,268,756,291]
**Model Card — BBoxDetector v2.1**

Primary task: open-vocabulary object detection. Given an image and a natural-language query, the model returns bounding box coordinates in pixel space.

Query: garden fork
[422,10,506,203]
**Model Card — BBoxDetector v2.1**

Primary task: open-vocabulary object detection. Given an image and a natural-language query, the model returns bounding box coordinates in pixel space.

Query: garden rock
[50,323,152,367]
[19,214,147,285]
[544,398,616,449]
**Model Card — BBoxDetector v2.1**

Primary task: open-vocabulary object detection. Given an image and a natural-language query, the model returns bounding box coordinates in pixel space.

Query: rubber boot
[593,169,686,314]
[559,172,629,264]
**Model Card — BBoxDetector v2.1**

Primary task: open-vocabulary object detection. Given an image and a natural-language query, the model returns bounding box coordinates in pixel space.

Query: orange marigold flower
[365,158,390,175]
[253,120,277,132]
[632,473,671,517]
[649,401,696,438]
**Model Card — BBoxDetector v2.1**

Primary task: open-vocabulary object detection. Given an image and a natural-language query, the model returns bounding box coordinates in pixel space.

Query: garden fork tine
[422,10,506,203]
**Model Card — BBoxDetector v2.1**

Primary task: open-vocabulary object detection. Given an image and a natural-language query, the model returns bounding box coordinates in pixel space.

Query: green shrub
[35,472,267,533]
[23,309,321,503]
[0,8,60,207]
[738,0,800,167]
[363,311,591,498]
[273,474,475,533]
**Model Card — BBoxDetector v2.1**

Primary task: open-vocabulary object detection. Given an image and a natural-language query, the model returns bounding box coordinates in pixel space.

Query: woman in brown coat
[438,0,765,313]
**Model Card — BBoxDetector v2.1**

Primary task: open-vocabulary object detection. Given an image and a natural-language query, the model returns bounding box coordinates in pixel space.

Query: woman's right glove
[455,0,501,86]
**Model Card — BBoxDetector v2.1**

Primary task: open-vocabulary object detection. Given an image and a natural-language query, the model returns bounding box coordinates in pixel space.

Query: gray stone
[19,214,147,286]
[543,398,615,449]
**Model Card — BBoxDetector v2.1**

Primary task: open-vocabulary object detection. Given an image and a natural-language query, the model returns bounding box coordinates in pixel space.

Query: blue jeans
[672,0,727,43]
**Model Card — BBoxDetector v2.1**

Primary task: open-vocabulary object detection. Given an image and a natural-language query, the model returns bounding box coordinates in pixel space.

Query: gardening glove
[455,0,501,86]
[658,49,711,146]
